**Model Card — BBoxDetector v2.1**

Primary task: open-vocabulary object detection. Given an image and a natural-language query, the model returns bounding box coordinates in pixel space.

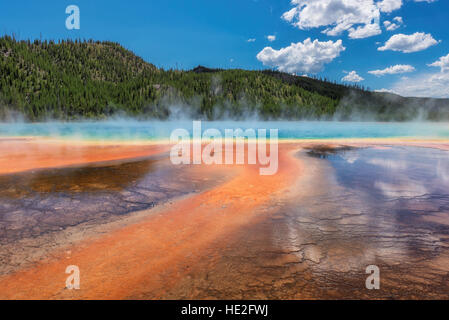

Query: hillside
[1,35,449,121]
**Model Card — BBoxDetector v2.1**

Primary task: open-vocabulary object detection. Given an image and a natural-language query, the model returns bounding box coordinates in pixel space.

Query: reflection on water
[328,147,449,198]
[1,145,448,298]
[167,146,449,299]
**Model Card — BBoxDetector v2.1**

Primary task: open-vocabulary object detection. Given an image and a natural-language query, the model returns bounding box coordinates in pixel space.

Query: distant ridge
[191,65,223,74]
[1,35,448,121]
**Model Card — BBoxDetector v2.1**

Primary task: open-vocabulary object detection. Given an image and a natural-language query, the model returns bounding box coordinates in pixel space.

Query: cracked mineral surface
[0,140,448,299]
[0,155,232,276]
[163,147,449,299]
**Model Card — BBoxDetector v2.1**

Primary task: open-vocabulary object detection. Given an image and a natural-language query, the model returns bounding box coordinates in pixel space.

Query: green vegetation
[1,35,449,121]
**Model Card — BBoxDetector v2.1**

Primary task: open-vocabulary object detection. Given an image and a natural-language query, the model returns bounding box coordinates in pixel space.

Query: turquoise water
[1,121,449,141]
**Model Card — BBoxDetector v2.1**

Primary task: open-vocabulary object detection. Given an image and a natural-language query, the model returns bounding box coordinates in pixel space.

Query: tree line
[1,35,448,121]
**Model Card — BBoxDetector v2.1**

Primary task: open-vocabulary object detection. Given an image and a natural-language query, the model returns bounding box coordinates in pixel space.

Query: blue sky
[1,0,448,97]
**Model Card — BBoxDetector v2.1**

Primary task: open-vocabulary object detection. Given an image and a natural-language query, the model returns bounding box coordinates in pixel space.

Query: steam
[331,90,449,122]
[2,73,449,123]
[0,106,26,123]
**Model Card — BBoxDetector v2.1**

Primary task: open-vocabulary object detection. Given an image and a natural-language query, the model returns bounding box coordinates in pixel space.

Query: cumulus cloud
[342,70,364,82]
[393,16,403,24]
[377,0,402,13]
[375,88,399,94]
[368,64,415,76]
[428,53,449,72]
[348,23,381,39]
[281,0,406,39]
[256,38,346,74]
[383,21,399,31]
[247,38,256,42]
[383,16,403,31]
[390,72,449,98]
[267,35,276,42]
[378,32,439,53]
[384,55,449,98]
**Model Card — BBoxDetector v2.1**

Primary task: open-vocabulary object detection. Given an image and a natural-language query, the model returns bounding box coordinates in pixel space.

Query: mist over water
[1,120,449,141]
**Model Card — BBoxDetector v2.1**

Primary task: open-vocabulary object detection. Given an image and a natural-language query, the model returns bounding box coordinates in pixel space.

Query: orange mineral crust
[1,139,448,299]
[0,144,302,299]
[0,138,170,174]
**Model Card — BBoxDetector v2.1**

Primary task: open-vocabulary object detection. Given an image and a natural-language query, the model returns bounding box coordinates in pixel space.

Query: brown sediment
[282,137,449,152]
[303,145,357,158]
[0,156,235,276]
[0,143,302,299]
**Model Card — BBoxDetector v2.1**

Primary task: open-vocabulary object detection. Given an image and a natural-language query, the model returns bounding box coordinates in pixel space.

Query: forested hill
[1,35,449,121]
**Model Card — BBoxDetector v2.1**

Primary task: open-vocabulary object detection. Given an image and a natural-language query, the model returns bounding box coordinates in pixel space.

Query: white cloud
[375,88,399,94]
[393,16,403,24]
[256,38,346,74]
[378,32,439,53]
[267,35,276,42]
[247,38,256,42]
[342,70,364,82]
[383,21,399,31]
[348,23,381,39]
[390,72,449,98]
[383,16,403,31]
[368,64,415,76]
[377,0,402,13]
[384,55,449,98]
[428,53,449,72]
[281,0,406,39]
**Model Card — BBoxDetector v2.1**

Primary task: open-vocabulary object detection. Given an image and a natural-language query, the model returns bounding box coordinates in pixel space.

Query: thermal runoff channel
[0,120,448,299]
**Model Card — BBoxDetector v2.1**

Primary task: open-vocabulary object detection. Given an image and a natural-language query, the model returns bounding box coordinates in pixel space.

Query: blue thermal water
[0,121,448,141]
